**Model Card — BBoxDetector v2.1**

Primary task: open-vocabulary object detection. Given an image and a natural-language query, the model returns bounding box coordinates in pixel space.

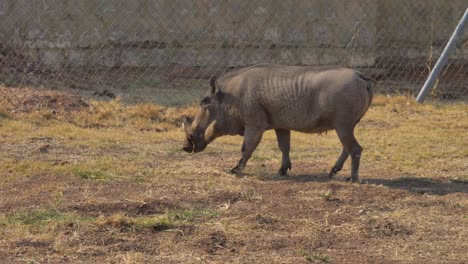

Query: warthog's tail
[356,72,376,110]
[355,72,376,124]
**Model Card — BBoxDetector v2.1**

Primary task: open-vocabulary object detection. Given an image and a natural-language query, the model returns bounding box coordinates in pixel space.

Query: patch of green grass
[10,208,69,225]
[0,160,68,180]
[95,208,218,233]
[0,157,136,184]
[1,208,93,232]
[71,167,109,180]
[302,250,331,263]
[134,174,148,183]
[319,190,336,201]
[168,208,218,223]
[134,216,175,231]
[68,157,136,181]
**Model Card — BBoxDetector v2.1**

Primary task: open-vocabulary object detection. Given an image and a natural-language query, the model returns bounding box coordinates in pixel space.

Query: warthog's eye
[200,96,211,107]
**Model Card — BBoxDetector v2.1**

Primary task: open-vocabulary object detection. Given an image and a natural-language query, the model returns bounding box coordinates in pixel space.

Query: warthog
[182,64,374,182]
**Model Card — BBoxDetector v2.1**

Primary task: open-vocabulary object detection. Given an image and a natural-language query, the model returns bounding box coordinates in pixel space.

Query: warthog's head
[182,76,223,153]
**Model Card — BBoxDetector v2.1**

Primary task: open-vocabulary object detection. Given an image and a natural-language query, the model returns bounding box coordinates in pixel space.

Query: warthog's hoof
[278,167,289,176]
[345,176,361,183]
[229,167,244,177]
[278,162,291,176]
[328,167,341,178]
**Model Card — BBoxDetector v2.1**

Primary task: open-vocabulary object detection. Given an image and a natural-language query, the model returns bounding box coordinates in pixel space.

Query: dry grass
[0,107,12,120]
[0,93,467,263]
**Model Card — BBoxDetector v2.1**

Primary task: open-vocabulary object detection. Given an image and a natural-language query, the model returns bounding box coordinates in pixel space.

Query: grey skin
[182,64,374,182]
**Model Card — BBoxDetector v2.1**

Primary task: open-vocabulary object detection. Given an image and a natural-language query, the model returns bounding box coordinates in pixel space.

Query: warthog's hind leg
[329,149,349,178]
[335,127,362,182]
[275,129,292,176]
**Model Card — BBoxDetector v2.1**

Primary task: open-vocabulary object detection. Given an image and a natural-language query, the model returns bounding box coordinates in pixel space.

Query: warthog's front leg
[230,127,264,175]
[275,129,292,176]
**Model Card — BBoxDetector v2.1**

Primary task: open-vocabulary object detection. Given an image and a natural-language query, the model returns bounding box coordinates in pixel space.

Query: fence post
[415,7,468,103]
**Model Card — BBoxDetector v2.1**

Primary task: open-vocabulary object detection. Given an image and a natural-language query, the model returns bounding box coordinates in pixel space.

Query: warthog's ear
[209,75,221,95]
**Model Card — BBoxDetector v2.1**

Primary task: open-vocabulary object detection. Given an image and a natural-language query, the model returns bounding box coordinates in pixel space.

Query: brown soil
[1,152,467,263]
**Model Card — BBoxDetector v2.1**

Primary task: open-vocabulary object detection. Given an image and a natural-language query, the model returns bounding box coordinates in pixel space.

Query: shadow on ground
[366,177,468,195]
[262,173,468,195]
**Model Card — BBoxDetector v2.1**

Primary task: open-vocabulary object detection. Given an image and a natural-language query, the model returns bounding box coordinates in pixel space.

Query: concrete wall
[0,0,465,69]
[376,0,468,59]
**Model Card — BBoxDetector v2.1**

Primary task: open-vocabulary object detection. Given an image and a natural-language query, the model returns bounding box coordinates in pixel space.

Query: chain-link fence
[0,0,467,112]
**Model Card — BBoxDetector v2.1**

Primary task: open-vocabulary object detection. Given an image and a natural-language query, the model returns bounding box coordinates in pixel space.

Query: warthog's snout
[182,137,194,153]
[193,143,207,153]
[182,145,193,153]
[182,138,207,153]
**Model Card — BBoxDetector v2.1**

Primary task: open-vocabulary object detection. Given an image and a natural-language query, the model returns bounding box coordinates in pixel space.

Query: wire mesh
[0,0,467,112]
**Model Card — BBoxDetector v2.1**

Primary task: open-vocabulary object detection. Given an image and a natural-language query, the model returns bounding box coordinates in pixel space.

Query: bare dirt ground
[0,88,467,263]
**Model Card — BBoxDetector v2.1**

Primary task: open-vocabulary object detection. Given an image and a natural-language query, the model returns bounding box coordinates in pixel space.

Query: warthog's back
[219,64,372,133]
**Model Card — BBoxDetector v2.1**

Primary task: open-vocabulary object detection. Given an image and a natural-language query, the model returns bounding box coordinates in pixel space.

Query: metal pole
[416,7,468,103]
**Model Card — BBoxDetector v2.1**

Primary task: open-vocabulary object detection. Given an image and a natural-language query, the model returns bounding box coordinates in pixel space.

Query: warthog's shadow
[365,177,468,195]
[263,173,468,195]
